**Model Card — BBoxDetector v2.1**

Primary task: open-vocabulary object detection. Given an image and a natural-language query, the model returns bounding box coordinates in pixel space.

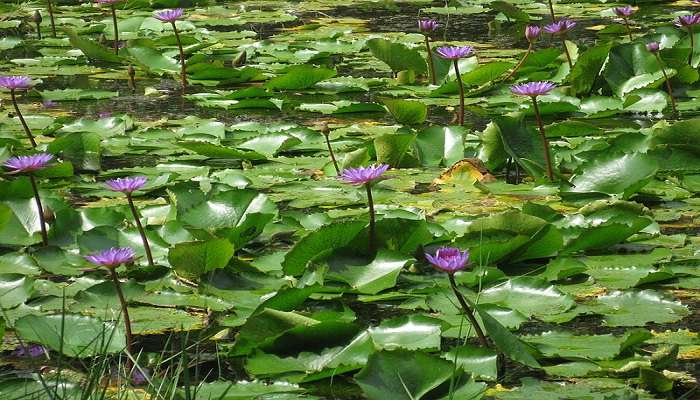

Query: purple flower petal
[425,247,470,273]
[675,14,700,28]
[612,6,635,18]
[418,19,439,33]
[85,247,136,268]
[525,25,541,42]
[510,81,557,97]
[154,8,184,23]
[339,164,389,185]
[0,76,34,90]
[105,176,148,194]
[544,19,577,35]
[435,46,475,60]
[4,153,53,174]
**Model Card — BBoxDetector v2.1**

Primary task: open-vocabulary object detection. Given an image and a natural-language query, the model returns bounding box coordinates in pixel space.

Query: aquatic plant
[85,247,136,360]
[425,247,489,347]
[96,0,124,55]
[647,42,677,116]
[675,14,700,65]
[32,11,42,40]
[503,25,541,81]
[436,46,475,125]
[0,76,37,148]
[4,153,53,245]
[544,19,576,68]
[105,176,154,267]
[547,0,556,22]
[154,8,187,91]
[612,6,636,41]
[319,122,340,174]
[46,0,57,37]
[511,81,557,181]
[339,164,389,253]
[418,19,439,85]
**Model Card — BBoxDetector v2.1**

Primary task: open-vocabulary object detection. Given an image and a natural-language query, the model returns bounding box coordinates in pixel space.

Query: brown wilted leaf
[432,158,496,186]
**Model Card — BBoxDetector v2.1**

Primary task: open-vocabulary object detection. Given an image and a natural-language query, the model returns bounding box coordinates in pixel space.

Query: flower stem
[623,18,633,41]
[560,35,573,68]
[547,0,556,22]
[47,0,57,37]
[10,90,37,148]
[29,175,48,246]
[126,194,154,267]
[128,65,136,93]
[689,27,695,67]
[655,54,678,117]
[531,97,555,181]
[365,183,377,254]
[110,4,119,55]
[424,35,437,85]
[448,274,489,347]
[502,43,532,81]
[453,59,465,125]
[323,131,340,174]
[109,266,134,367]
[36,21,42,40]
[171,21,188,92]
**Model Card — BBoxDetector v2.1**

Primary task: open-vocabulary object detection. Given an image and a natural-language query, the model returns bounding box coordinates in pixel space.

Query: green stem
[689,26,695,67]
[453,60,465,125]
[29,175,48,246]
[110,4,119,55]
[365,183,377,254]
[47,0,57,37]
[324,133,340,174]
[547,0,556,22]
[531,97,555,181]
[502,43,532,81]
[126,194,154,267]
[171,21,188,92]
[560,34,573,68]
[10,90,37,148]
[424,35,437,85]
[623,18,633,41]
[655,54,678,117]
[109,266,134,369]
[448,274,489,347]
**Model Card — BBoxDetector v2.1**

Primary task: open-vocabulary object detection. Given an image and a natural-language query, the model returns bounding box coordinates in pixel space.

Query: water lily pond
[1,0,700,399]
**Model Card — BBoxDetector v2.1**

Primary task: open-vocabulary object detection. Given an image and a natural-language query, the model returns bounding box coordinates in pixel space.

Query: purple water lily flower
[0,76,34,90]
[418,19,439,33]
[675,14,700,28]
[425,247,469,274]
[435,46,474,60]
[339,164,389,186]
[95,0,122,4]
[98,111,112,119]
[544,19,577,35]
[42,100,57,108]
[510,81,557,97]
[13,344,47,358]
[85,247,136,268]
[613,6,636,18]
[4,153,53,174]
[525,25,541,42]
[646,42,660,53]
[154,8,184,23]
[105,176,147,193]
